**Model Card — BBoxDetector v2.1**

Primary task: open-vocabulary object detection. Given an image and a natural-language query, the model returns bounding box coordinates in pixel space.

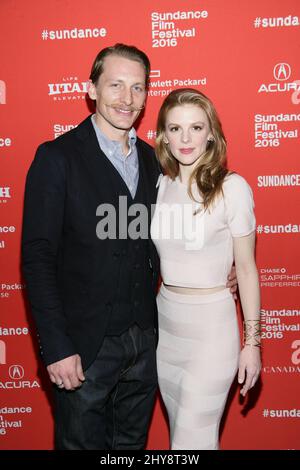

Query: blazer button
[106,302,112,309]
[113,252,120,259]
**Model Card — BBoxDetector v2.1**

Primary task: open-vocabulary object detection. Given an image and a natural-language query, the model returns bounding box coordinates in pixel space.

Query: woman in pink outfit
[151,88,261,450]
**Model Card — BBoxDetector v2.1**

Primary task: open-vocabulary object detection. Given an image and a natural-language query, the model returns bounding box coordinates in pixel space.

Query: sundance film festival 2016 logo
[258,62,300,95]
[150,10,208,48]
[53,123,78,139]
[0,406,32,435]
[0,325,29,336]
[0,80,6,104]
[0,222,14,251]
[48,77,88,101]
[0,365,40,390]
[254,112,299,148]
[261,308,300,340]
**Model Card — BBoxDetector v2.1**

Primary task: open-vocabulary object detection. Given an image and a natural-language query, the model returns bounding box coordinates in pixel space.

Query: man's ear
[87,79,97,100]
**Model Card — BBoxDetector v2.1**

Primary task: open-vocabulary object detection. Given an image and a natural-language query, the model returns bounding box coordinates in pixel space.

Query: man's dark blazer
[22,116,161,370]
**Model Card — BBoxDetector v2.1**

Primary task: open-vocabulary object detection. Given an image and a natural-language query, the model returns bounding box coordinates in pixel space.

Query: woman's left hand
[226,265,238,299]
[238,346,261,396]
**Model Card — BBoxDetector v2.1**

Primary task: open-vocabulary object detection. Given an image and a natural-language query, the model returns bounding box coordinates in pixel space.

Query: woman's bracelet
[243,319,261,347]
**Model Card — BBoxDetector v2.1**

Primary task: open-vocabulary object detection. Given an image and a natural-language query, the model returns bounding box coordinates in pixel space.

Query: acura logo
[9,365,24,380]
[273,63,291,81]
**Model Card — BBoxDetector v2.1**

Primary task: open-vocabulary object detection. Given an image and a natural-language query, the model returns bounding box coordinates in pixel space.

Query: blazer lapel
[75,118,157,215]
[75,116,119,204]
[136,139,152,212]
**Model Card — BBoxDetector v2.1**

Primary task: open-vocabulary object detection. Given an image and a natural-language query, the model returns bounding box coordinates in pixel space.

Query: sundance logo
[257,174,300,188]
[258,62,300,94]
[257,223,300,234]
[0,365,40,390]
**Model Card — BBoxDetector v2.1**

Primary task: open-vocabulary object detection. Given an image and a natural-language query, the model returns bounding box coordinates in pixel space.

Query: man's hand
[226,265,238,300]
[47,354,85,391]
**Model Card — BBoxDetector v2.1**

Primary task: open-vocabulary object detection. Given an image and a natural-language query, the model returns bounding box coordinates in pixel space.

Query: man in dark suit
[22,44,161,450]
[22,43,237,450]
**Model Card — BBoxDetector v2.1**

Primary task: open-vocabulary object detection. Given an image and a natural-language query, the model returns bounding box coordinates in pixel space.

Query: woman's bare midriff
[164,284,226,295]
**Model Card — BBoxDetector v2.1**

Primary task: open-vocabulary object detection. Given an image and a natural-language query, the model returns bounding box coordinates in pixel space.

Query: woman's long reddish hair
[155,88,230,210]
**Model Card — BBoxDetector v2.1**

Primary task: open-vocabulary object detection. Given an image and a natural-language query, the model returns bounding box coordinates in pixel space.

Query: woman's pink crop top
[150,173,256,288]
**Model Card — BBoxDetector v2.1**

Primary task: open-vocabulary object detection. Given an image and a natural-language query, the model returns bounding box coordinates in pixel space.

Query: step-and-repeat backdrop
[0,0,299,450]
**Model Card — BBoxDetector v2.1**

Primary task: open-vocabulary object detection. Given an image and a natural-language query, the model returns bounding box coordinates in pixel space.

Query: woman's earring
[206,138,214,150]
